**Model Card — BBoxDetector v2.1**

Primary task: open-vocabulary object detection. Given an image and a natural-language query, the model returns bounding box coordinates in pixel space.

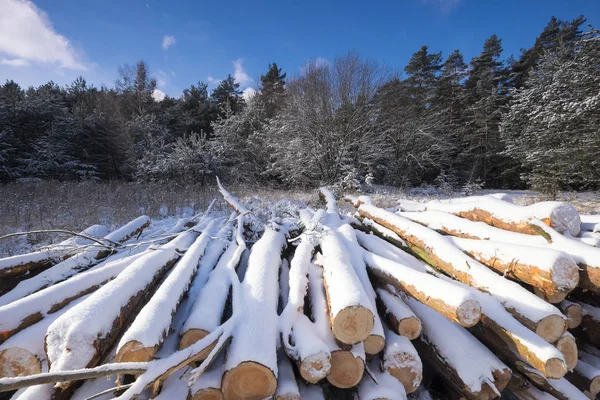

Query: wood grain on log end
[179,329,216,362]
[222,361,277,400]
[397,317,422,340]
[555,335,578,371]
[192,388,224,400]
[544,357,568,379]
[332,306,374,345]
[364,334,385,355]
[456,300,481,328]
[535,314,567,343]
[326,350,365,389]
[115,340,156,363]
[0,348,41,378]
[299,352,330,384]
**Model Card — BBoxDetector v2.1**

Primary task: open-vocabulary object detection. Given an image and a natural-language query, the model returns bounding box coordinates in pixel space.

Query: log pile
[2,187,600,400]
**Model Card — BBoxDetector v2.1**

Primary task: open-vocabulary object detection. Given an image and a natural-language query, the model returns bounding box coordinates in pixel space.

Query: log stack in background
[2,186,600,400]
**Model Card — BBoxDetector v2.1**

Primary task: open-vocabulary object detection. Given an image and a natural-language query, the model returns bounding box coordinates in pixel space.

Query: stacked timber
[2,186,600,400]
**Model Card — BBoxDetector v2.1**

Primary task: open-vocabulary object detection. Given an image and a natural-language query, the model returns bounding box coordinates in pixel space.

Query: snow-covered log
[297,380,324,400]
[575,231,600,247]
[382,325,422,394]
[422,197,581,236]
[308,263,364,389]
[115,220,221,363]
[376,288,421,340]
[343,195,372,208]
[337,224,385,354]
[189,352,224,400]
[506,372,559,400]
[554,332,578,371]
[447,237,579,298]
[358,360,407,400]
[179,220,245,359]
[0,225,108,280]
[438,275,567,379]
[356,218,408,250]
[0,216,151,307]
[275,349,300,400]
[0,247,149,345]
[516,364,588,400]
[318,230,374,345]
[0,294,89,378]
[363,252,481,327]
[221,226,287,400]
[565,360,600,398]
[358,204,567,343]
[278,238,331,384]
[44,227,199,390]
[581,215,600,233]
[405,296,512,399]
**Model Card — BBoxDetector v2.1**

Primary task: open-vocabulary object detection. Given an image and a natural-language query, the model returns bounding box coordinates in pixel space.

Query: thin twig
[83,383,134,400]
[0,230,119,249]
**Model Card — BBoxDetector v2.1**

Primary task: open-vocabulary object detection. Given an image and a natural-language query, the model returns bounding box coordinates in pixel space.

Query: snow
[360,217,407,248]
[319,229,373,326]
[358,360,407,400]
[581,214,600,233]
[0,216,151,307]
[10,384,53,399]
[405,296,507,395]
[182,225,245,335]
[355,230,426,271]
[382,326,422,389]
[0,248,148,336]
[579,352,600,370]
[153,369,189,400]
[189,352,224,395]
[0,294,89,375]
[575,231,600,247]
[337,224,384,347]
[448,236,579,291]
[423,197,581,236]
[360,204,565,328]
[297,380,325,400]
[574,359,600,381]
[363,252,480,326]
[377,289,419,331]
[0,224,108,275]
[45,228,199,372]
[225,227,287,375]
[275,349,300,399]
[117,219,221,351]
[398,210,547,245]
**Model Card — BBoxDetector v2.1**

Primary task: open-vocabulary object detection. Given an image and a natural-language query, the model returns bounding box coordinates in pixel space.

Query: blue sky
[1,0,598,99]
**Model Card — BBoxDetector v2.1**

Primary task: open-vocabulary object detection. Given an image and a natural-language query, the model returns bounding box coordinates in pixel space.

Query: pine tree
[258,63,286,118]
[211,74,245,116]
[501,27,600,194]
[404,46,442,109]
[460,35,514,188]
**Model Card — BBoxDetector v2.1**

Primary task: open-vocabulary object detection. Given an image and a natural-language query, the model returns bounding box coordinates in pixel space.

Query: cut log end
[115,341,156,363]
[222,361,277,400]
[179,329,216,362]
[326,350,365,389]
[385,354,422,394]
[332,306,374,345]
[299,352,331,384]
[555,335,578,371]
[544,357,568,379]
[534,287,568,304]
[397,317,422,341]
[562,304,583,329]
[364,334,385,355]
[535,314,567,343]
[590,377,600,398]
[0,348,41,378]
[192,388,224,400]
[456,299,481,328]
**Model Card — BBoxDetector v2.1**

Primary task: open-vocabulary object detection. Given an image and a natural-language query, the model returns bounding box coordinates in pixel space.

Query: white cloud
[0,58,30,67]
[152,89,166,102]
[162,35,175,50]
[0,0,86,69]
[233,59,252,86]
[243,87,256,101]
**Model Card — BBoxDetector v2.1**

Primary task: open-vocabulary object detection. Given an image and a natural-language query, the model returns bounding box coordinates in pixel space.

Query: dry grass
[1,181,599,256]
